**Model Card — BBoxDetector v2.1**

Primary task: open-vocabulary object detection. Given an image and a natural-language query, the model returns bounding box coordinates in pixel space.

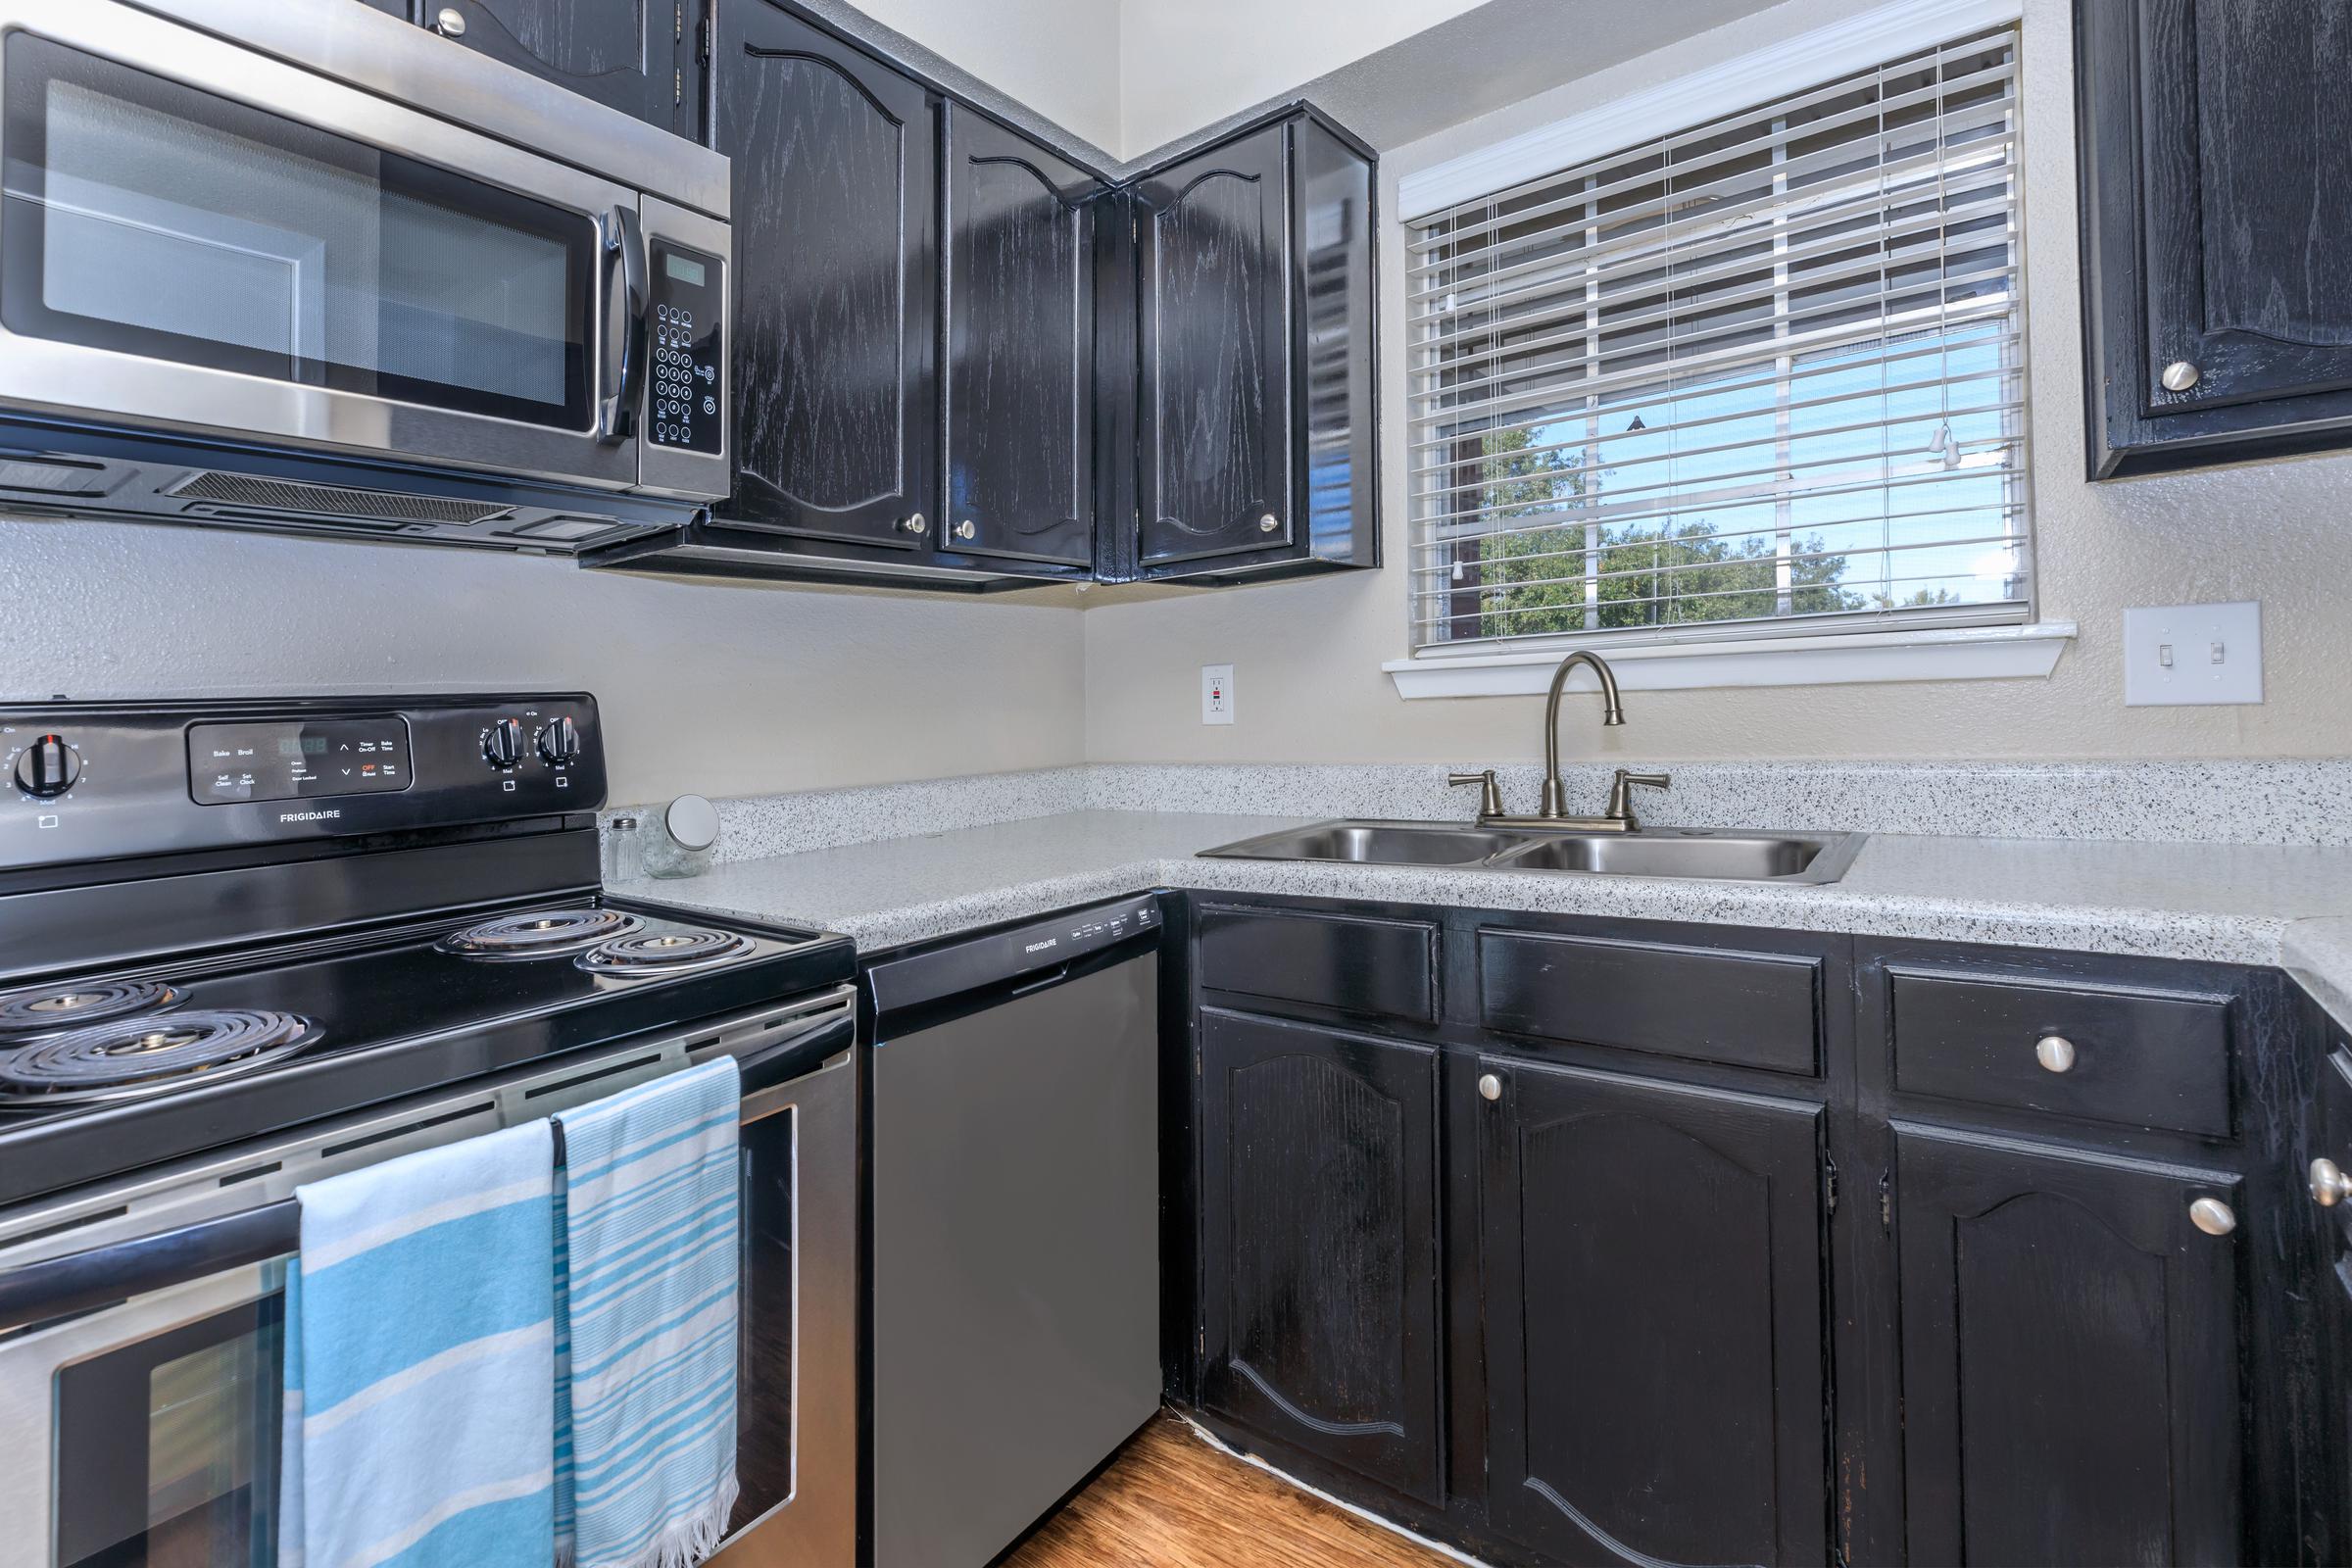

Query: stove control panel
[0,694,605,870]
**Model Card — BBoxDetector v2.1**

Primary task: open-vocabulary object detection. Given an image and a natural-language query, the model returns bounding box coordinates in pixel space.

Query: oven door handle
[597,203,651,444]
[735,1013,855,1099]
[0,1201,298,1337]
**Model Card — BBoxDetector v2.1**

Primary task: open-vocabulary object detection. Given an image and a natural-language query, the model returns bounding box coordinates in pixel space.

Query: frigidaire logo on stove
[278,809,342,823]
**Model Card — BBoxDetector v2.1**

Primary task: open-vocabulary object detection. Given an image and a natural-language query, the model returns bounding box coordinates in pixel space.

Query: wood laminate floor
[1000,1412,1458,1567]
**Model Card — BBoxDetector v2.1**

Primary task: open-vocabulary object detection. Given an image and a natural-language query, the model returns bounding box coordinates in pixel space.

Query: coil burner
[439,907,645,958]
[0,1009,318,1105]
[576,927,756,977]
[0,980,182,1037]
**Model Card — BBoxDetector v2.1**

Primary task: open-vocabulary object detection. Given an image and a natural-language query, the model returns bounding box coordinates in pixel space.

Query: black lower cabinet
[1894,1125,2244,1567]
[1196,1009,1444,1505]
[1480,1058,1828,1567]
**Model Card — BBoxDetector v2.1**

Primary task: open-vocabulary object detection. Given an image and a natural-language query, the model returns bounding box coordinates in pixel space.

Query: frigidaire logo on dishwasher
[278,809,342,822]
[1023,937,1059,954]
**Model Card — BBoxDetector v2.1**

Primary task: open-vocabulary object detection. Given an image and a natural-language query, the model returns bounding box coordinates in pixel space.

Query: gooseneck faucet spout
[1540,651,1624,817]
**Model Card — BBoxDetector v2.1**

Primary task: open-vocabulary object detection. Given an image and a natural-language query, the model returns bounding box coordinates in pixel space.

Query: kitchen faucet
[1448,650,1670,832]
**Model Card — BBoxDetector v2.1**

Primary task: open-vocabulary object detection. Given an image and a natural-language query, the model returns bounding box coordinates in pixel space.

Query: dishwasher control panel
[865,893,1162,1015]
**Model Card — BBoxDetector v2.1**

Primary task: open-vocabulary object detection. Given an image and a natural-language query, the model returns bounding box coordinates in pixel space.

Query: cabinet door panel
[1481,1059,1827,1567]
[943,107,1098,566]
[1135,123,1291,565]
[1896,1125,2243,1566]
[1198,1010,1442,1504]
[2140,0,2352,413]
[714,3,936,548]
[436,0,683,134]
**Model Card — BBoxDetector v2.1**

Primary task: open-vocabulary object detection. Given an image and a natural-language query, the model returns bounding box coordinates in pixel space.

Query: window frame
[1388,0,2068,695]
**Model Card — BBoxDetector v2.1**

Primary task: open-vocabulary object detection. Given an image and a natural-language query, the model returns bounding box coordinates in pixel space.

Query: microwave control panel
[648,242,723,456]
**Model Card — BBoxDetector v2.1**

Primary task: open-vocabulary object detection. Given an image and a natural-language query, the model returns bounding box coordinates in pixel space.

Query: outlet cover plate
[1201,663,1235,725]
[2124,602,2263,706]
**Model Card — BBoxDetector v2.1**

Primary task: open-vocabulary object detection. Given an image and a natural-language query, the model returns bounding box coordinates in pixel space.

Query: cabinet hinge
[1197,1325,1206,1357]
[699,16,713,62]
[674,67,682,106]
[1822,1152,1838,1215]
[1878,1170,1893,1231]
[674,0,682,40]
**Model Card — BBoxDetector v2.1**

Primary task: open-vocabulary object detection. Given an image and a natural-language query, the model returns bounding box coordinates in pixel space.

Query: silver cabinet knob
[432,6,466,36]
[901,513,927,535]
[1477,1073,1503,1102]
[954,519,976,541]
[2188,1197,2236,1237]
[2312,1157,2352,1207]
[1257,513,1280,533]
[2034,1034,2077,1073]
[2161,361,2202,392]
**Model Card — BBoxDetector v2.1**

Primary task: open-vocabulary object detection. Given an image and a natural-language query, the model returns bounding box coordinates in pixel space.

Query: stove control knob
[482,718,524,770]
[14,733,79,797]
[536,715,581,766]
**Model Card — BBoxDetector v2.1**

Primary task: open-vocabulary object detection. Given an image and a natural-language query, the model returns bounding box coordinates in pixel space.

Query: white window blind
[1405,25,2030,656]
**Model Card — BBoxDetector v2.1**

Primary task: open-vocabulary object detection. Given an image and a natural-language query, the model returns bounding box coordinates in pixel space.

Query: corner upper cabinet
[709,2,939,561]
[1128,109,1378,583]
[423,0,695,137]
[939,105,1102,572]
[2079,0,2352,475]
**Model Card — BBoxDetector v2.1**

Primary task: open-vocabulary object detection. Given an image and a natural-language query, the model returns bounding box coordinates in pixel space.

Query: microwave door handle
[0,1200,300,1336]
[598,204,651,445]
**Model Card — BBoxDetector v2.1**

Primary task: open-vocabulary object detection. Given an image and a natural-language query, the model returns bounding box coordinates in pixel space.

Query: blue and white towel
[279,1120,558,1568]
[553,1057,743,1568]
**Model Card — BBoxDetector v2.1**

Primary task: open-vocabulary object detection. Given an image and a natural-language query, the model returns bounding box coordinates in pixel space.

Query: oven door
[0,1001,857,1568]
[0,0,645,490]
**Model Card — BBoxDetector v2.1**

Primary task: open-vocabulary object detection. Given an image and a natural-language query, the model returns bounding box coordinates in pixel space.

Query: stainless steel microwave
[0,0,730,552]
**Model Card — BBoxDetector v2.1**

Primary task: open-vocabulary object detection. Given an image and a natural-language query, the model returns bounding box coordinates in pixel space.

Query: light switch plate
[2123,602,2263,706]
[1200,664,1235,725]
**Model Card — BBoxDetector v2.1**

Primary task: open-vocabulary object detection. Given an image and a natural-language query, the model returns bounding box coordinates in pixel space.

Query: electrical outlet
[1200,664,1235,725]
[2123,602,2263,706]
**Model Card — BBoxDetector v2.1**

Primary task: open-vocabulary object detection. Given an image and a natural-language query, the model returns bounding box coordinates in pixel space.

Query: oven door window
[53,1293,284,1568]
[734,1105,794,1533]
[0,33,592,430]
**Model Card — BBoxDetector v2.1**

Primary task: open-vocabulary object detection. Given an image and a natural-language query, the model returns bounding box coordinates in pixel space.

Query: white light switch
[1200,663,1235,725]
[2124,602,2263,706]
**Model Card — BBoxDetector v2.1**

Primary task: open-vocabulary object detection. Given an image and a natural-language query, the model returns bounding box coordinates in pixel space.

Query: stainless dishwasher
[863,894,1164,1568]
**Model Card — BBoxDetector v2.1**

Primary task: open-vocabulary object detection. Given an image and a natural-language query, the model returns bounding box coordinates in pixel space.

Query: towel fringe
[582,1475,739,1568]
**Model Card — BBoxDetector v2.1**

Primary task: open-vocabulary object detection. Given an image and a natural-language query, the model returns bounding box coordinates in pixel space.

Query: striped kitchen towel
[278,1119,558,1568]
[553,1056,742,1568]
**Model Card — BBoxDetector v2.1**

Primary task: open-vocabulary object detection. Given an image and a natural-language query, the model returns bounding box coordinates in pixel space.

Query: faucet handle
[1448,769,1506,822]
[1604,769,1671,827]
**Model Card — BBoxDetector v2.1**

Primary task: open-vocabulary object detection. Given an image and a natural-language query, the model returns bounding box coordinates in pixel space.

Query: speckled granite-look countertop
[616,810,2352,997]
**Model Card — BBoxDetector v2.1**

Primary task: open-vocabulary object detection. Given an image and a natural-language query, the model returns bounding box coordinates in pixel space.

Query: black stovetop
[0,893,855,1208]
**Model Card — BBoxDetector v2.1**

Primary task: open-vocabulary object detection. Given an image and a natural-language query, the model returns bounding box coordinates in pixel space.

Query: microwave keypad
[649,243,722,455]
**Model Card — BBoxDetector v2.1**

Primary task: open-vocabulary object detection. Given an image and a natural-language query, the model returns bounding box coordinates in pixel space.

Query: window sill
[1382,621,2076,700]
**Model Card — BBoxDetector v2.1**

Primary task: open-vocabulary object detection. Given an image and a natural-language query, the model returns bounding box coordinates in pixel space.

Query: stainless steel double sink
[1198,820,1868,884]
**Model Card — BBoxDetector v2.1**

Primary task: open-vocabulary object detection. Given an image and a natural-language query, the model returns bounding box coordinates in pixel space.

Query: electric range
[0,693,854,1209]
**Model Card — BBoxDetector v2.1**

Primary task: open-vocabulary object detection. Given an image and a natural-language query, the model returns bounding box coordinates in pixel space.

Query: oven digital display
[188,718,414,805]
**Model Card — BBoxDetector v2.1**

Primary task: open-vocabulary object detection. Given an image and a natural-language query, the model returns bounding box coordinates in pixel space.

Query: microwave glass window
[1,34,591,429]
[54,1294,283,1568]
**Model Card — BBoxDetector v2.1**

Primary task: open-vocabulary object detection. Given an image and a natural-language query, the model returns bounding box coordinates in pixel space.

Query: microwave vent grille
[166,471,514,527]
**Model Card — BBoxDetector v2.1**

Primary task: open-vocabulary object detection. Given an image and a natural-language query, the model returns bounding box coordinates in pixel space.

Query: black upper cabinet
[711,2,938,556]
[1134,123,1293,568]
[2079,0,2352,475]
[425,0,693,138]
[1130,110,1378,583]
[1481,1058,1828,1567]
[940,105,1102,570]
[1895,1125,2243,1565]
[1196,1010,1445,1506]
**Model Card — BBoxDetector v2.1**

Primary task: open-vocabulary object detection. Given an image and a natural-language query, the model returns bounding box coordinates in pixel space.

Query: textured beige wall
[1081,0,2352,766]
[0,520,1087,804]
[848,0,1124,152]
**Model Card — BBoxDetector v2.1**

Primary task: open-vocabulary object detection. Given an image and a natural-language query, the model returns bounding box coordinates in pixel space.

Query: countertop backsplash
[600,757,2352,867]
